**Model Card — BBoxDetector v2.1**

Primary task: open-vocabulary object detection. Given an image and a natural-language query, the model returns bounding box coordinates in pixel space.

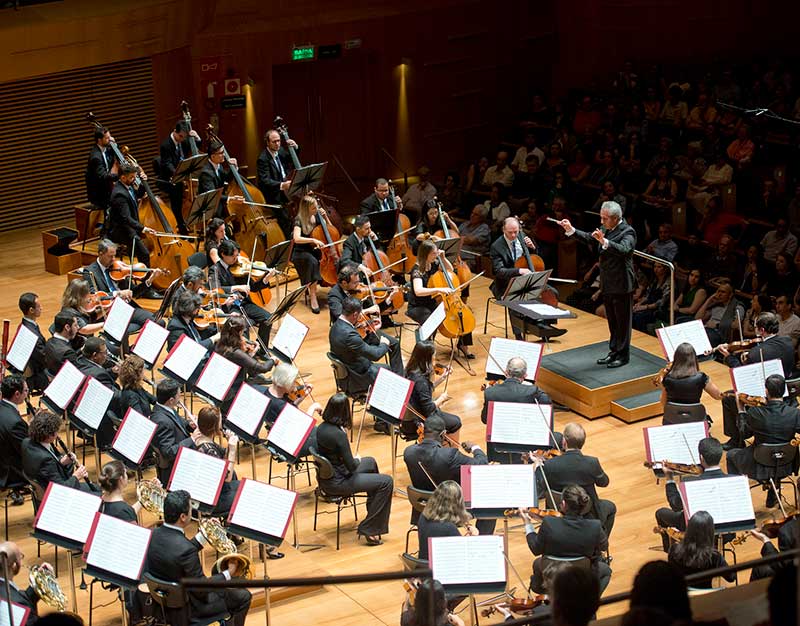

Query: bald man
[0,541,43,624]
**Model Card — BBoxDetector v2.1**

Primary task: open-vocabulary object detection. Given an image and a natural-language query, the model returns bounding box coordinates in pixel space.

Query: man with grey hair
[557,201,636,367]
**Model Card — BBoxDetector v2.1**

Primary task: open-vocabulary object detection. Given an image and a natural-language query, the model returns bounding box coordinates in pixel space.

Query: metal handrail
[634,249,676,326]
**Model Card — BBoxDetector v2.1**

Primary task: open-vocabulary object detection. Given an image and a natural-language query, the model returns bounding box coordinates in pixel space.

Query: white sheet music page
[0,599,29,626]
[367,367,414,419]
[271,313,308,361]
[229,478,297,539]
[226,384,270,437]
[34,482,101,544]
[112,408,158,465]
[102,297,136,342]
[487,401,553,447]
[267,404,314,457]
[163,335,208,381]
[731,359,785,397]
[430,535,506,586]
[419,302,447,341]
[680,475,755,526]
[132,320,170,365]
[73,377,115,430]
[85,512,152,581]
[44,360,86,409]
[518,303,570,317]
[196,352,241,401]
[643,422,708,465]
[656,319,712,361]
[168,447,228,506]
[6,324,38,373]
[485,337,543,381]
[464,464,536,509]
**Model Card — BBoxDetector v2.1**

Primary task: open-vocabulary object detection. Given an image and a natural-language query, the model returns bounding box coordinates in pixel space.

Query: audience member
[482,151,514,188]
[629,560,691,624]
[511,131,545,171]
[644,223,678,262]
[760,218,798,264]
[695,280,745,346]
[402,167,437,217]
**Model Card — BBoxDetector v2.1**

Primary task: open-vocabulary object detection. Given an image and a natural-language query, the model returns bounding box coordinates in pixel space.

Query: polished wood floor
[0,226,776,626]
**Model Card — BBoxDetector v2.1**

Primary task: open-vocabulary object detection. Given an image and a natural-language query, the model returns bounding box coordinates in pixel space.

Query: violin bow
[129,235,136,292]
[736,308,744,342]
[534,398,564,452]
[681,432,699,466]
[406,403,466,451]
[417,461,438,489]
[353,383,372,456]
[769,478,788,518]
[500,552,534,602]
[247,237,258,286]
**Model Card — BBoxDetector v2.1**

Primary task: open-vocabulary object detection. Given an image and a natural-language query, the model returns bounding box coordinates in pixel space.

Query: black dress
[668,546,735,588]
[100,499,138,523]
[663,372,708,404]
[405,370,462,434]
[417,514,460,560]
[408,261,473,348]
[292,216,322,285]
[196,440,239,516]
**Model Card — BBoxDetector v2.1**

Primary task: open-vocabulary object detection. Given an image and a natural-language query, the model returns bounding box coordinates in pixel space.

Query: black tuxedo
[19,318,48,391]
[107,181,151,265]
[145,524,250,626]
[540,449,616,536]
[44,336,80,375]
[340,233,368,269]
[197,162,232,218]
[489,235,533,299]
[727,400,800,479]
[359,193,394,214]
[150,404,192,484]
[0,400,28,487]
[85,144,118,209]
[75,357,119,449]
[571,221,636,358]
[256,147,295,236]
[208,261,272,346]
[329,318,401,391]
[655,467,726,550]
[21,438,96,493]
[0,580,39,626]
[76,356,118,389]
[166,315,216,351]
[82,261,157,333]
[158,134,197,230]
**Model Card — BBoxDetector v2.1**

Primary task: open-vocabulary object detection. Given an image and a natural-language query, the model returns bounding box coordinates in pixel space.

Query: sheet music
[226,384,270,437]
[271,313,308,360]
[487,401,553,447]
[485,337,543,381]
[112,408,158,465]
[0,599,29,626]
[229,479,297,539]
[430,535,506,586]
[73,377,115,430]
[163,336,208,381]
[643,422,708,465]
[367,368,414,419]
[169,447,228,506]
[102,297,135,342]
[34,483,101,543]
[419,302,446,341]
[44,360,86,409]
[656,320,712,361]
[518,303,570,317]
[86,513,151,581]
[196,352,241,401]
[132,320,169,365]
[466,465,536,509]
[6,324,38,372]
[681,475,755,526]
[731,359,785,397]
[267,404,314,457]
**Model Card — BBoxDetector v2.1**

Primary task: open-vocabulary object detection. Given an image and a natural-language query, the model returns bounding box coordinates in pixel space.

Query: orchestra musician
[158,120,201,233]
[84,126,118,217]
[0,375,30,506]
[292,195,325,314]
[166,266,213,315]
[668,511,736,589]
[204,218,233,266]
[256,128,298,237]
[99,460,140,523]
[0,541,46,625]
[116,355,155,417]
[329,296,404,391]
[197,139,242,218]
[213,317,275,409]
[166,291,221,351]
[61,279,105,338]
[315,393,393,546]
[489,217,565,341]
[144,490,251,626]
[519,484,612,594]
[76,337,118,388]
[654,437,725,552]
[659,343,722,420]
[21,410,99,493]
[43,311,82,374]
[190,407,241,517]
[107,163,158,268]
[726,374,800,507]
[262,362,319,458]
[400,578,466,626]
[150,379,195,485]
[412,202,459,255]
[16,292,48,392]
[717,312,795,450]
[415,481,478,561]
[749,517,798,580]
[403,341,462,438]
[556,201,636,367]
[360,178,403,214]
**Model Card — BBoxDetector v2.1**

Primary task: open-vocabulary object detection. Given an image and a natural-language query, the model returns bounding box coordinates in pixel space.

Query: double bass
[386,196,415,273]
[179,101,201,220]
[310,205,341,286]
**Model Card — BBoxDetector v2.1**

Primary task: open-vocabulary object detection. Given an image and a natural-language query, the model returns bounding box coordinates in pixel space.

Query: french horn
[137,479,167,516]
[28,564,67,611]
[198,518,253,580]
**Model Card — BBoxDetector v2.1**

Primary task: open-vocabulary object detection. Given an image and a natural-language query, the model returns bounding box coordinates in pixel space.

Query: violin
[480,379,501,391]
[522,449,561,463]
[200,287,227,306]
[286,382,313,405]
[311,205,342,286]
[355,313,382,339]
[481,596,548,617]
[653,526,684,543]
[720,390,767,407]
[652,361,672,386]
[347,282,408,302]
[505,507,562,518]
[643,460,703,475]
[84,291,114,313]
[711,338,763,355]
[230,255,270,281]
[108,260,169,282]
[364,237,405,312]
[194,308,231,330]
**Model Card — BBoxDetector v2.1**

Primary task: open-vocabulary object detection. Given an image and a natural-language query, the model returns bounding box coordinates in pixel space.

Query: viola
[364,237,405,312]
[480,379,501,391]
[643,460,703,475]
[481,596,548,617]
[230,255,269,281]
[347,282,408,301]
[652,361,672,386]
[194,308,231,330]
[653,526,684,543]
[84,291,114,313]
[355,313,382,339]
[310,206,341,286]
[720,390,767,407]
[522,449,561,463]
[505,507,562,518]
[428,254,476,339]
[108,260,168,282]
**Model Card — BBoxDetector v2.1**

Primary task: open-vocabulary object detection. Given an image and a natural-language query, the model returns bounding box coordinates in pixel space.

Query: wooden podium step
[610,390,663,423]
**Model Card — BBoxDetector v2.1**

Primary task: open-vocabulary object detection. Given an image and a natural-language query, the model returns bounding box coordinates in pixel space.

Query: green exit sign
[292,45,315,61]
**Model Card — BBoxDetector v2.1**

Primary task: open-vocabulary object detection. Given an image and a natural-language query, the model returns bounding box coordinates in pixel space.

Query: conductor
[556,201,636,368]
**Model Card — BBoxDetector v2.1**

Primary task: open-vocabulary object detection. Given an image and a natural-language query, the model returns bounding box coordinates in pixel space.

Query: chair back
[326,352,349,393]
[785,376,800,401]
[752,442,799,471]
[541,555,591,574]
[155,277,183,321]
[188,252,208,269]
[309,447,335,482]
[400,551,429,571]
[663,402,706,425]
[21,470,45,512]
[407,486,434,515]
[143,572,188,610]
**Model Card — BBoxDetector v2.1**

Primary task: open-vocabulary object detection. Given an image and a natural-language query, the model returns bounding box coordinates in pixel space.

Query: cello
[179,101,201,222]
[364,237,405,312]
[513,218,558,307]
[310,204,342,286]
[433,202,472,285]
[427,250,476,340]
[386,204,416,273]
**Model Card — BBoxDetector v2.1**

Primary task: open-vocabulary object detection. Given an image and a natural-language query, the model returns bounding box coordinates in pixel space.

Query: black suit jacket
[359,193,394,215]
[197,162,232,216]
[159,135,198,183]
[665,467,726,512]
[107,181,146,243]
[480,378,551,423]
[340,233,368,269]
[403,439,488,490]
[21,438,83,490]
[166,315,216,351]
[329,318,388,388]
[0,583,39,626]
[743,335,796,377]
[208,261,266,305]
[19,318,48,391]
[44,336,81,374]
[150,404,192,470]
[76,356,118,389]
[256,148,295,204]
[85,144,118,208]
[489,236,531,299]
[571,221,637,295]
[526,513,608,557]
[83,260,151,303]
[0,401,28,486]
[540,449,610,518]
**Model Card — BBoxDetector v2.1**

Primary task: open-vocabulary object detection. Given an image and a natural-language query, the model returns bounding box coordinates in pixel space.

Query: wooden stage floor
[0,226,776,626]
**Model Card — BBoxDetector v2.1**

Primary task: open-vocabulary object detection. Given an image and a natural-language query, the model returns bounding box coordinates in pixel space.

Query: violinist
[292,195,326,314]
[256,129,298,237]
[409,240,474,358]
[415,481,478,561]
[262,362,320,458]
[197,140,242,218]
[400,578,466,626]
[718,312,794,450]
[668,511,736,589]
[412,202,459,255]
[748,516,798,580]
[107,163,158,269]
[360,178,403,214]
[659,342,722,422]
[166,291,221,351]
[654,437,725,552]
[16,293,48,392]
[726,374,800,507]
[214,317,275,410]
[85,126,118,214]
[403,341,463,438]
[519,484,611,594]
[61,279,105,338]
[158,120,201,233]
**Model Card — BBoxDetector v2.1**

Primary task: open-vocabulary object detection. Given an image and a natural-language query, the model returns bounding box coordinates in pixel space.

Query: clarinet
[55,437,92,486]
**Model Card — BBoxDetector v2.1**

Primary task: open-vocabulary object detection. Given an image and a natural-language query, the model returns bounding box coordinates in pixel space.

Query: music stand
[170,154,208,186]
[269,284,309,329]
[263,239,294,299]
[504,270,552,301]
[435,237,462,265]
[187,188,223,228]
[363,209,398,243]
[287,162,328,198]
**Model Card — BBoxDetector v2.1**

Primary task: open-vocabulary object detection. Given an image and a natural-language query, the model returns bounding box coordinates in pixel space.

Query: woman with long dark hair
[214,316,274,408]
[673,269,708,323]
[403,341,462,438]
[659,342,722,416]
[205,217,231,266]
[668,511,736,588]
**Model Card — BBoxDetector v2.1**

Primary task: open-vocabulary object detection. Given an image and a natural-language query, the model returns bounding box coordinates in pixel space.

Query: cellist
[106,163,158,273]
[197,139,243,218]
[256,128,298,238]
